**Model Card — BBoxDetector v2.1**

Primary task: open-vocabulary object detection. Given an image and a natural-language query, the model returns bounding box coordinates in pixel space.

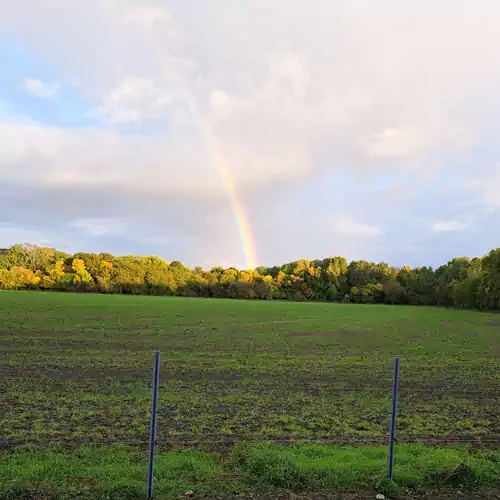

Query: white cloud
[268,52,310,100]
[123,7,170,28]
[432,220,467,232]
[332,215,380,238]
[88,75,172,124]
[23,78,59,98]
[0,118,236,197]
[1,1,500,266]
[361,128,430,162]
[6,1,498,191]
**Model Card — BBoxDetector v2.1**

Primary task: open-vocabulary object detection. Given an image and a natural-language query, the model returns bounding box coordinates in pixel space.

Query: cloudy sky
[1,0,499,269]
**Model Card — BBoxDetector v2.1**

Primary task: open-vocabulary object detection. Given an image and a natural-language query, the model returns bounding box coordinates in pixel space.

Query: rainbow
[198,123,258,270]
[143,45,258,269]
[212,150,257,270]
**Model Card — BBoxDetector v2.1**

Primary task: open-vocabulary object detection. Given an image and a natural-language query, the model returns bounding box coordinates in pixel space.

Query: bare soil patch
[288,331,362,338]
[344,331,362,337]
[288,332,336,337]
[489,343,500,358]
[0,364,149,381]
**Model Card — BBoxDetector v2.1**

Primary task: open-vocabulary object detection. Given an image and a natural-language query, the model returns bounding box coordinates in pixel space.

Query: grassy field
[1,291,500,498]
[2,444,500,499]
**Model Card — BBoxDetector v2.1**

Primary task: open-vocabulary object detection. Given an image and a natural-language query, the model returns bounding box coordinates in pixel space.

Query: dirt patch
[489,343,500,358]
[288,331,362,338]
[413,333,426,340]
[0,364,149,382]
[169,369,246,382]
[440,320,453,327]
[472,320,500,328]
[86,315,113,321]
[288,332,336,337]
[35,338,89,347]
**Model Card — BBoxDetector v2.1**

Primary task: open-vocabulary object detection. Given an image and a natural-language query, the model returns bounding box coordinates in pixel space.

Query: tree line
[0,243,499,309]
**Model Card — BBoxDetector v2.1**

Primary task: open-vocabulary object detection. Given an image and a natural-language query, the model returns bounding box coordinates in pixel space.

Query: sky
[0,0,499,270]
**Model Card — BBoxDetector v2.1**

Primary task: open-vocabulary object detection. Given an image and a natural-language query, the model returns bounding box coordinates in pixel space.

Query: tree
[435,257,471,305]
[1,241,500,311]
[111,256,147,294]
[398,266,436,305]
[143,256,174,294]
[220,268,239,286]
[325,284,339,301]
[383,280,407,304]
[228,281,256,299]
[71,259,91,287]
[0,266,40,289]
[40,259,66,289]
[477,249,500,308]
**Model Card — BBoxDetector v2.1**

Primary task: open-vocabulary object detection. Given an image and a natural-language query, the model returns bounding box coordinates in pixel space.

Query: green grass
[1,444,500,499]
[1,290,499,497]
[237,443,500,492]
[0,446,222,499]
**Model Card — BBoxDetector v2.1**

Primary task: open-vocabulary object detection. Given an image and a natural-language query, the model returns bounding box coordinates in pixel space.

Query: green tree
[1,241,500,311]
[477,249,500,308]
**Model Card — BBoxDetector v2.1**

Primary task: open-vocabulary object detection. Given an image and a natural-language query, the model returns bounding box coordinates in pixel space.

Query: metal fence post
[388,356,400,481]
[146,350,160,499]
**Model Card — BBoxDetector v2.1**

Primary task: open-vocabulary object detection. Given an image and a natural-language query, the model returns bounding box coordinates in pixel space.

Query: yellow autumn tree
[72,258,94,287]
[43,259,66,288]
